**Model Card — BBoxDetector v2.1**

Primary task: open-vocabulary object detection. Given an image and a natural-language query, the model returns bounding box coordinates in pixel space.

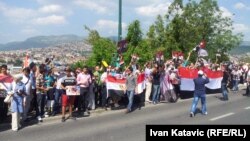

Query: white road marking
[210,113,235,121]
[244,107,250,110]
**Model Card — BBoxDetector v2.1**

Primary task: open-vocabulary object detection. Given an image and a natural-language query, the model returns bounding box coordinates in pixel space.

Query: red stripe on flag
[179,67,223,79]
[199,40,206,48]
[178,67,198,78]
[107,74,145,84]
[202,67,223,78]
[107,75,126,84]
[137,73,145,83]
[0,75,14,83]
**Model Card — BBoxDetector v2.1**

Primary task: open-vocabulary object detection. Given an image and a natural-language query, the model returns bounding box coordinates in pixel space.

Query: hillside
[0,34,84,51]
[229,41,250,55]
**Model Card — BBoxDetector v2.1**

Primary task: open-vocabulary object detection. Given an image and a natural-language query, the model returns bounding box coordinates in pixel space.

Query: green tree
[163,0,243,62]
[134,40,154,66]
[155,15,166,49]
[83,26,116,67]
[70,60,85,70]
[147,15,168,58]
[147,25,157,49]
[126,20,143,47]
[86,38,116,67]
[84,25,101,45]
[124,20,143,64]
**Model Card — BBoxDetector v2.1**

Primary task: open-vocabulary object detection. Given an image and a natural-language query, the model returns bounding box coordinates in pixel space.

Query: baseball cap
[198,70,204,75]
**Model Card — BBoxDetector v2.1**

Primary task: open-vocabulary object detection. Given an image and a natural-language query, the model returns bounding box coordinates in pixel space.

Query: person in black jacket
[190,70,209,117]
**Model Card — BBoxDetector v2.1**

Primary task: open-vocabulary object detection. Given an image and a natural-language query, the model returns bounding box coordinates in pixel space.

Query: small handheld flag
[199,40,206,48]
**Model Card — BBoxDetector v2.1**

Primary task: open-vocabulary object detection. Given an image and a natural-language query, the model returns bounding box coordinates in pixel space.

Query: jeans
[101,86,107,107]
[88,84,95,110]
[221,83,228,100]
[190,93,207,114]
[233,80,239,91]
[36,93,46,117]
[30,89,37,112]
[53,89,62,113]
[126,90,135,111]
[152,85,160,103]
[78,87,89,113]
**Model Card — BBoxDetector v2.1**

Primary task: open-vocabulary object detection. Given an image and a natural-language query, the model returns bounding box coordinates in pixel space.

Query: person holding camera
[190,70,209,117]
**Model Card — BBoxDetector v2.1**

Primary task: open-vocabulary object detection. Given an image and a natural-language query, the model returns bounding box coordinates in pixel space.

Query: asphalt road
[0,90,250,141]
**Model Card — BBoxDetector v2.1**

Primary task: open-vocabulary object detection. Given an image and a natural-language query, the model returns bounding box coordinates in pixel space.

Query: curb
[0,101,165,129]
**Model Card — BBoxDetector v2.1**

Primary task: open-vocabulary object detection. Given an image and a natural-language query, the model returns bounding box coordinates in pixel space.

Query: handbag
[4,94,12,103]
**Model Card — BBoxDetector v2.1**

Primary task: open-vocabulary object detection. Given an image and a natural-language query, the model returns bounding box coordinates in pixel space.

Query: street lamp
[118,0,122,42]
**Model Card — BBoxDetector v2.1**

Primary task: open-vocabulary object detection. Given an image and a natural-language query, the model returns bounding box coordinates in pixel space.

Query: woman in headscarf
[160,66,176,103]
[11,74,26,131]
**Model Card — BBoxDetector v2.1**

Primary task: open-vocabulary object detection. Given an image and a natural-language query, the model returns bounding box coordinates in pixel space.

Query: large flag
[106,73,146,97]
[193,40,206,51]
[178,67,223,91]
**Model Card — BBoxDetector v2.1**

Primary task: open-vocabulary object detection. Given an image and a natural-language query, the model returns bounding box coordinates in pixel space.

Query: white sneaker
[37,116,42,122]
[12,129,18,132]
[190,112,194,117]
[45,114,49,118]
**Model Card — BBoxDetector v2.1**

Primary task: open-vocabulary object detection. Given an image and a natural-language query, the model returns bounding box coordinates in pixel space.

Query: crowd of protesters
[1,53,250,131]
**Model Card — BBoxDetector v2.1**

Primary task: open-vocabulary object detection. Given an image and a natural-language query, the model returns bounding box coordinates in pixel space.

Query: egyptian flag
[137,73,146,94]
[106,75,126,97]
[192,40,208,57]
[0,75,14,97]
[199,40,206,48]
[193,40,206,51]
[178,67,223,92]
[172,51,184,59]
[106,73,146,97]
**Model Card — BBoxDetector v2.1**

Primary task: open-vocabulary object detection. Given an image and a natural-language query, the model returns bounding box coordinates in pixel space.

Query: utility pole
[118,0,122,42]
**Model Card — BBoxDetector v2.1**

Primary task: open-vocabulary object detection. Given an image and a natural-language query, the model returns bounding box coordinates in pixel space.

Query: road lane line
[210,113,235,121]
[244,107,250,110]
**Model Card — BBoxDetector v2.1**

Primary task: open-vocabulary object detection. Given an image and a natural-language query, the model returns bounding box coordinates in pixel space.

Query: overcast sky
[0,0,249,43]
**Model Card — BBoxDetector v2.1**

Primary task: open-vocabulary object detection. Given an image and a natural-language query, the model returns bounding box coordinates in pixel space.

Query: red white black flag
[199,40,206,48]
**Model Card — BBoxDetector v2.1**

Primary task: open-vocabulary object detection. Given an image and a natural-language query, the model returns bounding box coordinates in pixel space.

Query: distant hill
[229,41,250,55]
[0,34,84,51]
[107,36,119,42]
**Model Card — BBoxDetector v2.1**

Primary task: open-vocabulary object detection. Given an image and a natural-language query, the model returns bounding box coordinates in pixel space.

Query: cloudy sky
[0,0,250,43]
